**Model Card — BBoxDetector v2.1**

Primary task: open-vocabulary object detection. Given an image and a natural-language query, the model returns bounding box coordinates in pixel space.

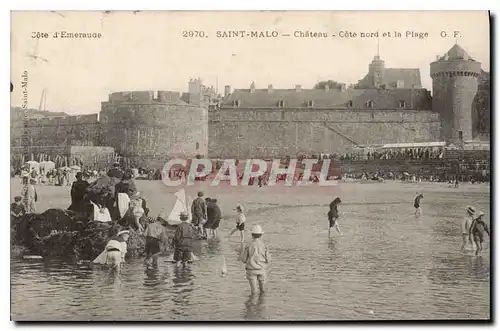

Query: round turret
[430,44,481,143]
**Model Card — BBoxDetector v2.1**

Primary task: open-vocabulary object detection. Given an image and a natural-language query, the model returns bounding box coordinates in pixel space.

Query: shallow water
[10,180,490,320]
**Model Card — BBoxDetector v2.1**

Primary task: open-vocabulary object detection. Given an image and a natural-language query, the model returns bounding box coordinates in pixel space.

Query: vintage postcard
[10,11,490,321]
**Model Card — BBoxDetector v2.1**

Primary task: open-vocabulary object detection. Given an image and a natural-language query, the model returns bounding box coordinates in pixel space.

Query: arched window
[366,100,375,108]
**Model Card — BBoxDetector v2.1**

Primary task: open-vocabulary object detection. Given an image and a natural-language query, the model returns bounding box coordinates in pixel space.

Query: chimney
[250,81,256,93]
[324,84,329,91]
[224,85,231,98]
[295,85,302,92]
[268,84,273,92]
[340,83,346,92]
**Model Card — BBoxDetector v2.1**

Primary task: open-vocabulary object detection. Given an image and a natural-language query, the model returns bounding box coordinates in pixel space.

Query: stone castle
[11,44,490,166]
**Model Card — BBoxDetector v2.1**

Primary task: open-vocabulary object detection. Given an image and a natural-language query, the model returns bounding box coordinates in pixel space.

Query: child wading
[461,206,476,252]
[229,204,246,242]
[239,225,270,295]
[469,211,490,256]
[328,197,342,237]
[104,230,130,271]
[414,193,424,217]
[144,217,165,269]
[173,211,195,267]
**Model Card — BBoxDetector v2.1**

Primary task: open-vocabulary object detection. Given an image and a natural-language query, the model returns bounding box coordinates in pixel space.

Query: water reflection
[144,268,161,286]
[171,265,195,317]
[243,293,267,320]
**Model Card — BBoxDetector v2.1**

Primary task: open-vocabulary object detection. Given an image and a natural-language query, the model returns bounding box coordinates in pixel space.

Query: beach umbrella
[71,165,81,171]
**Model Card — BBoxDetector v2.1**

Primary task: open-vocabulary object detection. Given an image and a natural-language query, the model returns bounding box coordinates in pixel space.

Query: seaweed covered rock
[12,208,148,260]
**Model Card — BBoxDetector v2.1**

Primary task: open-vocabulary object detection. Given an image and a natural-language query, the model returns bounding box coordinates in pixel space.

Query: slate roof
[356,68,422,89]
[220,87,431,110]
[437,44,476,62]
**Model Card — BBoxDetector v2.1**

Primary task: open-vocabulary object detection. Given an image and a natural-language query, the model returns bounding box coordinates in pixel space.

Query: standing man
[204,197,214,238]
[173,212,196,267]
[239,225,271,295]
[210,198,222,238]
[414,193,424,217]
[191,191,207,237]
[68,172,90,213]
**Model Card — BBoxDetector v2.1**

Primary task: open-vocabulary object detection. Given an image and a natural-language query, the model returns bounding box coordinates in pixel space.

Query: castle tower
[430,44,481,143]
[368,44,385,88]
[188,78,202,95]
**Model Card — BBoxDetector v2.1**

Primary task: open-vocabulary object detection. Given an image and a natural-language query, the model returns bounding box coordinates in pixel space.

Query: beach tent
[39,161,55,174]
[25,161,40,173]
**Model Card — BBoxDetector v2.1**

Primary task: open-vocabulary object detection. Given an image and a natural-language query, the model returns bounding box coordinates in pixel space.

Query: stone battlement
[107,91,190,104]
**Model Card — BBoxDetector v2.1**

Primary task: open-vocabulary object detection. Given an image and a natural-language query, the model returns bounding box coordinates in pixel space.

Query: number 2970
[182,30,206,38]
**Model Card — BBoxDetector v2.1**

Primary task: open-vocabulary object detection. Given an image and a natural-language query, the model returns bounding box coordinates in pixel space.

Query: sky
[10,11,490,115]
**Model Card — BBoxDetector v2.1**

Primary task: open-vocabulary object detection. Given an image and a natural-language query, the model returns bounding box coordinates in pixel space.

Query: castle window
[307,100,314,108]
[278,100,285,108]
[366,100,375,108]
[196,142,200,150]
[348,100,353,108]
[233,100,241,108]
[398,100,406,108]
[459,131,463,141]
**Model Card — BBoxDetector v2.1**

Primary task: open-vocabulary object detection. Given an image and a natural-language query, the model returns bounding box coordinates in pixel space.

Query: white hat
[235,204,244,212]
[117,230,130,237]
[251,225,264,235]
[466,206,476,215]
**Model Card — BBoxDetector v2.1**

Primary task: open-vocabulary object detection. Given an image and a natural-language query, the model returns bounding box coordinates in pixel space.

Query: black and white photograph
[9,10,490,321]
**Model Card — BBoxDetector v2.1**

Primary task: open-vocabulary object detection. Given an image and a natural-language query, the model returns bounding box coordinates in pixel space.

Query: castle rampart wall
[209,109,440,158]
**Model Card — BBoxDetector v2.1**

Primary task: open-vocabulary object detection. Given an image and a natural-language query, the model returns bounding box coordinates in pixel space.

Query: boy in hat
[469,212,490,256]
[229,204,246,242]
[173,211,195,267]
[239,224,271,294]
[105,230,130,270]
